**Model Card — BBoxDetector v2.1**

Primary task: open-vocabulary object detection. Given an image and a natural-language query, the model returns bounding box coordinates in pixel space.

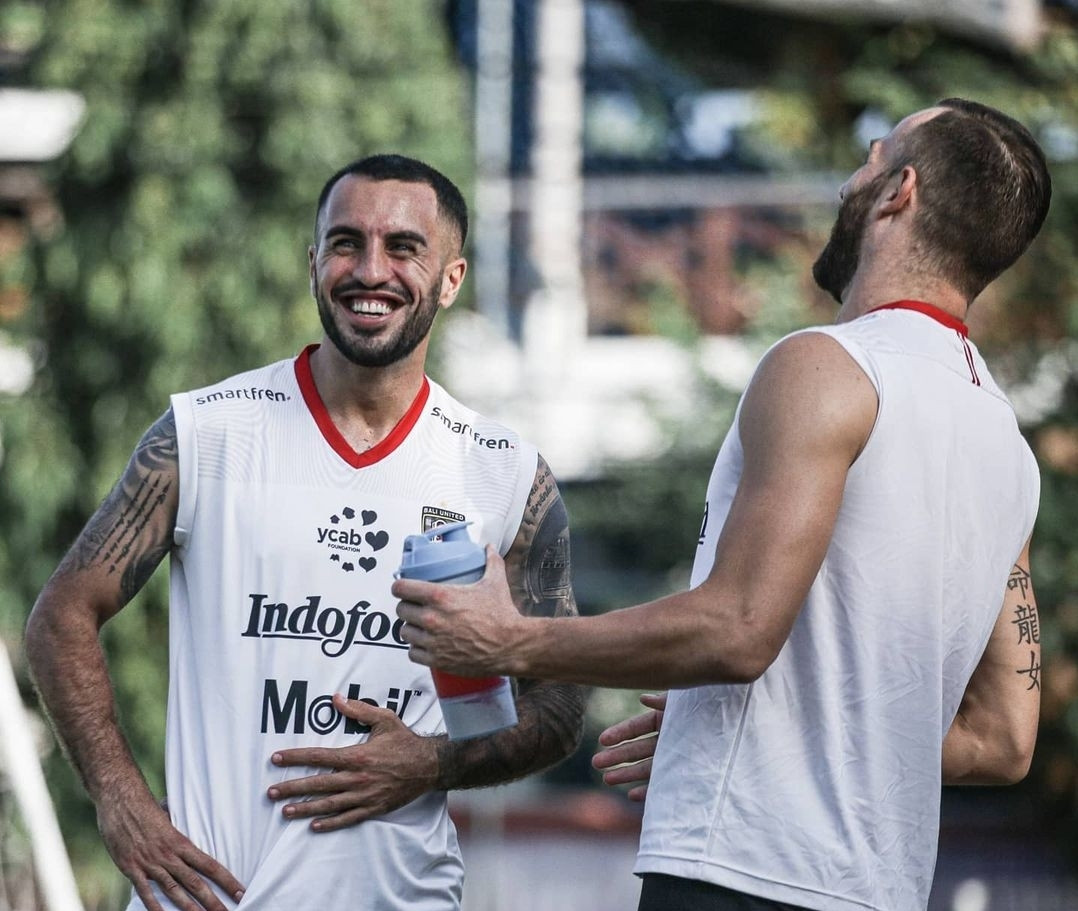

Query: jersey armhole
[170,393,198,554]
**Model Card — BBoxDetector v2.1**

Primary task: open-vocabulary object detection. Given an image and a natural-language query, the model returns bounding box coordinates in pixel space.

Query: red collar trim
[293,344,430,468]
[867,300,968,337]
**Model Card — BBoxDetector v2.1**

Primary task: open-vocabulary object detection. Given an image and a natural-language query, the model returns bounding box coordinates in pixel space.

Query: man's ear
[877,165,917,217]
[308,245,317,298]
[438,257,468,309]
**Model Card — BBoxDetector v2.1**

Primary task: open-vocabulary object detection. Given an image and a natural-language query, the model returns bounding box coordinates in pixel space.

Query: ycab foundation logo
[316,506,390,573]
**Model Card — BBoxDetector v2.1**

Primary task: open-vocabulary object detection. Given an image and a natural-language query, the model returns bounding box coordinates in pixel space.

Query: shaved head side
[893,98,1051,299]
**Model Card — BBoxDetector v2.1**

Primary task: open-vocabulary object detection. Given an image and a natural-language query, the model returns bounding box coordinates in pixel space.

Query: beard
[812,170,891,304]
[316,277,442,368]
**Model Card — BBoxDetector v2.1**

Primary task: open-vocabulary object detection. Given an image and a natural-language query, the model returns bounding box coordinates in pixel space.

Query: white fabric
[128,350,536,911]
[636,308,1040,911]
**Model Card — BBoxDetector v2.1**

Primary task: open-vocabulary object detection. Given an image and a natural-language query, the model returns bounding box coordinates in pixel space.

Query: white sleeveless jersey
[131,346,537,911]
[636,306,1040,911]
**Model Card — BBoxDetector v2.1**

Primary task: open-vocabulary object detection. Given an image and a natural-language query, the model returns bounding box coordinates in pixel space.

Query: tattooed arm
[267,456,585,830]
[942,537,1041,785]
[25,409,245,910]
[432,455,585,789]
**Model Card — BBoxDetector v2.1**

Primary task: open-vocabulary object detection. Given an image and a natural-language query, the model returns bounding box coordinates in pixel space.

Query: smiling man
[26,155,584,911]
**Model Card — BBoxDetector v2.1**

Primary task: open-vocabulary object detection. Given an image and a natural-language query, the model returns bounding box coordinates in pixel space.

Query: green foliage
[0,0,469,902]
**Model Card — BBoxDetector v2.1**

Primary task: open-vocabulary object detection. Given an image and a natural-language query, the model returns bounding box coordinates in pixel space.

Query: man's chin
[811,261,844,305]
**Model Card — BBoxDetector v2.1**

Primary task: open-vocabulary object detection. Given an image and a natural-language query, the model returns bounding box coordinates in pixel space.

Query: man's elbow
[529,682,586,762]
[563,686,587,756]
[998,757,1032,786]
[994,728,1037,784]
[969,729,1037,786]
[24,604,52,674]
[696,629,783,685]
[24,590,87,675]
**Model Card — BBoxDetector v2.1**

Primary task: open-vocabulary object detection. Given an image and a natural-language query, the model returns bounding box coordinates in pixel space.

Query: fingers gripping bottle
[397,521,518,741]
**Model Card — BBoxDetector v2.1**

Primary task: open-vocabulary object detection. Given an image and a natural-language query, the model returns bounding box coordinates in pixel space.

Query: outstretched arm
[267,455,585,830]
[395,332,876,689]
[25,409,245,911]
[943,539,1041,785]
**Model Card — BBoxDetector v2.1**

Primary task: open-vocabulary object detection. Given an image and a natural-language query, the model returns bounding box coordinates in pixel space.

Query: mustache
[331,279,411,303]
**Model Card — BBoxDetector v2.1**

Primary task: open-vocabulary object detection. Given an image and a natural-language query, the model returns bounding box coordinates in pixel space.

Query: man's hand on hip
[98,793,245,911]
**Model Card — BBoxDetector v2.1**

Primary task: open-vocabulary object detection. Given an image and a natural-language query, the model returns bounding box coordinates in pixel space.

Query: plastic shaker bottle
[396,521,518,740]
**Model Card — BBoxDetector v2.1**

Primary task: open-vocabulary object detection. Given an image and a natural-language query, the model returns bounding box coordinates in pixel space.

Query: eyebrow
[386,230,429,248]
[323,225,429,247]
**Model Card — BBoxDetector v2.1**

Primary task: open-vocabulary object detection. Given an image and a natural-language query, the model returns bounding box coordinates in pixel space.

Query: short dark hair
[314,154,469,253]
[893,98,1051,299]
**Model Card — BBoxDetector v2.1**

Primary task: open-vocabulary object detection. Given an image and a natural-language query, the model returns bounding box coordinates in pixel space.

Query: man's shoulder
[174,356,299,408]
[423,380,534,457]
[760,325,869,373]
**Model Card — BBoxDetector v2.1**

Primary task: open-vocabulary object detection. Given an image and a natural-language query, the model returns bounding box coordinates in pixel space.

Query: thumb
[332,693,400,729]
[482,544,507,579]
[639,692,667,712]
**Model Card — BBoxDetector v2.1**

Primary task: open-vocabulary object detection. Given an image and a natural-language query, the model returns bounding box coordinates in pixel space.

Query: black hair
[895,98,1051,298]
[314,154,468,252]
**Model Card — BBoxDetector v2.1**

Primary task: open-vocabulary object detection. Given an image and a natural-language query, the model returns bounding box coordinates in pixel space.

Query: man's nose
[354,247,393,285]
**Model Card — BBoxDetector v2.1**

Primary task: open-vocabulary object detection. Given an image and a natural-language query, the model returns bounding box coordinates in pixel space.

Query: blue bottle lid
[397,521,486,582]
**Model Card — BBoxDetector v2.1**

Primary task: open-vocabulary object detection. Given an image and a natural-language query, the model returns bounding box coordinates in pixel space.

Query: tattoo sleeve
[503,455,577,621]
[26,409,180,803]
[65,408,179,607]
[434,455,585,790]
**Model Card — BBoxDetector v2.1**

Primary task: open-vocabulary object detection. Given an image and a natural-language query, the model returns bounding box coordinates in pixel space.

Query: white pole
[474,0,516,336]
[0,640,85,911]
[524,0,586,376]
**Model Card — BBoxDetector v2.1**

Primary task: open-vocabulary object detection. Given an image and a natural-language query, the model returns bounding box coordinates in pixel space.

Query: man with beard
[393,99,1051,911]
[26,155,584,911]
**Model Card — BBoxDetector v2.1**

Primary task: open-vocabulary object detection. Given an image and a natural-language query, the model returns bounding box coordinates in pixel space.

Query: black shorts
[638,874,813,911]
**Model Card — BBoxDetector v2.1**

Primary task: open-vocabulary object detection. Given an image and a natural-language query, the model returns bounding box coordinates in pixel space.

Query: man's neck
[308,342,428,453]
[835,274,969,325]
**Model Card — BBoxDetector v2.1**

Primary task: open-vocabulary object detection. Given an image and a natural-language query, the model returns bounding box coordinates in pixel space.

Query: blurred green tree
[0,0,471,903]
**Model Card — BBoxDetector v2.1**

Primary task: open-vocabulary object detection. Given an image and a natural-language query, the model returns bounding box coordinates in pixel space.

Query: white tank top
[130,346,536,911]
[636,305,1040,911]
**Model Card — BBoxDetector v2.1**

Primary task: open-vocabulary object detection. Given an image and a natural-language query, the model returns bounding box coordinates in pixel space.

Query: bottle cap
[397,521,486,582]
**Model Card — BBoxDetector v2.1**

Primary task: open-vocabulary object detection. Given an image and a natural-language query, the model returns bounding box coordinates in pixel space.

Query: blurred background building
[2,1,1078,909]
[439,0,1077,479]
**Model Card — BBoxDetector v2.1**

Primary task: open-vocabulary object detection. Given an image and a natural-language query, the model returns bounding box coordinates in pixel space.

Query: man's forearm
[25,591,153,806]
[433,681,584,791]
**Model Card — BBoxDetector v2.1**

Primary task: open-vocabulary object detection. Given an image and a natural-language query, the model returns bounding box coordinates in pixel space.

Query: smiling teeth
[350,300,391,315]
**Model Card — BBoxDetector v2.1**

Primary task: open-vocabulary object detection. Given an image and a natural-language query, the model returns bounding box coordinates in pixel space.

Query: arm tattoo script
[1008,562,1041,691]
[69,409,178,604]
[1008,565,1039,645]
[504,455,577,620]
